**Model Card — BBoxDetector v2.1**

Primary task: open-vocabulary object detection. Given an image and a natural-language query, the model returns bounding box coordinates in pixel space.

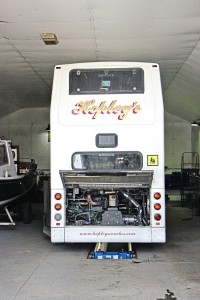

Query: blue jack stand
[88,242,136,260]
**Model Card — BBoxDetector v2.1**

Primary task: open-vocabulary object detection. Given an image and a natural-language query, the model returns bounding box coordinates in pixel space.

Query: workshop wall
[165,112,193,172]
[0,108,50,170]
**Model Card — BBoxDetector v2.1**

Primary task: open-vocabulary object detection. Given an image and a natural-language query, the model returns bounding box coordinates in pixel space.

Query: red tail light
[154,214,161,221]
[55,203,62,211]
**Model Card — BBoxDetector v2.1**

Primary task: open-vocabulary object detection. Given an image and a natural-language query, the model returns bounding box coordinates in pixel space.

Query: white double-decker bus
[50,62,165,243]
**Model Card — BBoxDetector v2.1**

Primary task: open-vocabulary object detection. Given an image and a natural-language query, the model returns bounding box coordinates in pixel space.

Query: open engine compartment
[60,170,153,227]
[66,188,150,226]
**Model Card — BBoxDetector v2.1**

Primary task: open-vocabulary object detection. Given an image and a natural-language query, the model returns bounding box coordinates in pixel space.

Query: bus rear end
[50,62,165,243]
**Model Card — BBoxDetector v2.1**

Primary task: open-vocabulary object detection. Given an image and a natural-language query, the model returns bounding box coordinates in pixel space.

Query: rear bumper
[51,226,166,243]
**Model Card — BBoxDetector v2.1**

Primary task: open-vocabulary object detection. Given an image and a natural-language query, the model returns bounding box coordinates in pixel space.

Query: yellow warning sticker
[147,155,159,166]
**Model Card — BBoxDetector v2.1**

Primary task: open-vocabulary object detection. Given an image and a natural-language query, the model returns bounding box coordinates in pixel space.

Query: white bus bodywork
[50,62,165,243]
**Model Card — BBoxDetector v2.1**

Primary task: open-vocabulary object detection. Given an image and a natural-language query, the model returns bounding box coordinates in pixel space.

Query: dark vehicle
[0,139,37,224]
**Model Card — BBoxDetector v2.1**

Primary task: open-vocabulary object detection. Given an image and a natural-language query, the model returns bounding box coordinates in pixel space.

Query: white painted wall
[0,108,50,170]
[164,111,199,173]
[0,108,199,172]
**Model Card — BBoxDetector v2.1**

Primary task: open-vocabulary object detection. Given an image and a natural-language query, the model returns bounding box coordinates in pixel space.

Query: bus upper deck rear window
[69,68,144,94]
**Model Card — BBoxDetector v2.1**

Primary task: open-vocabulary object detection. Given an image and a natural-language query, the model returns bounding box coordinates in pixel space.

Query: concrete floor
[0,200,200,300]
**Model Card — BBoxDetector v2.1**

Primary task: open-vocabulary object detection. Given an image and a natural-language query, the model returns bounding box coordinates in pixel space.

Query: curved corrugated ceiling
[0,0,199,122]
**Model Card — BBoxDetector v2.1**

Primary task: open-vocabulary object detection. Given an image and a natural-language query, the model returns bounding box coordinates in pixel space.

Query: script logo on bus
[71,99,141,120]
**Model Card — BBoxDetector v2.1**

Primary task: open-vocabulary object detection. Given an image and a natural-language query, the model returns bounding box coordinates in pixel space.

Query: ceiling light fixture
[191,119,200,127]
[41,33,58,45]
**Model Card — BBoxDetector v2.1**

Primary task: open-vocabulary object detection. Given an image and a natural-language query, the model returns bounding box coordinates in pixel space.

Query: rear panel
[50,62,165,243]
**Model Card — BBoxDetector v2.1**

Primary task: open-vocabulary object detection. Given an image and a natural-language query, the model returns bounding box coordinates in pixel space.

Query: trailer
[46,62,165,243]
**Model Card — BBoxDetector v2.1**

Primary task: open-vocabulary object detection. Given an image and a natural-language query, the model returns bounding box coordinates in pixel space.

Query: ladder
[180,152,199,212]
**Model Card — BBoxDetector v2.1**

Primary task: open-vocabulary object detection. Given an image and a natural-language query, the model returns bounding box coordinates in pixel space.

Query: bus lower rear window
[72,152,142,171]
